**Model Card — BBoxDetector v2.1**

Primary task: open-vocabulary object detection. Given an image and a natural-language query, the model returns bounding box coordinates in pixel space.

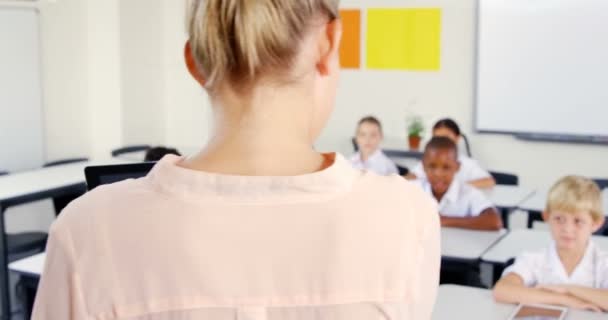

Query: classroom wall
[38,0,90,161]
[37,0,608,185]
[120,0,166,146]
[161,0,212,151]
[38,0,123,161]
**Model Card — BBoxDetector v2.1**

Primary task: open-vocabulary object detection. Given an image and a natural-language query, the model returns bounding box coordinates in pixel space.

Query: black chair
[492,257,516,286]
[0,170,49,257]
[396,165,409,176]
[593,178,608,190]
[489,171,519,229]
[526,210,543,229]
[44,158,89,215]
[489,171,519,186]
[111,145,151,157]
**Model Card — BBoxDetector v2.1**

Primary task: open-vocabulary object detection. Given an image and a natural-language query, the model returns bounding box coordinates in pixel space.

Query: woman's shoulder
[351,172,438,221]
[54,177,157,228]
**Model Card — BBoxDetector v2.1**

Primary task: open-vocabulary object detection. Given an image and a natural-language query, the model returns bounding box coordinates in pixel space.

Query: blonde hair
[187,0,339,89]
[546,175,604,221]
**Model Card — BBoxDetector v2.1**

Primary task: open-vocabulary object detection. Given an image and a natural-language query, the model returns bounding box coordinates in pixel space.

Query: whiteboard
[0,7,45,172]
[475,0,608,141]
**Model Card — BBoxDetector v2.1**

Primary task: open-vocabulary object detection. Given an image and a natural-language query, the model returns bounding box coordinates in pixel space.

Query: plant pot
[408,135,422,150]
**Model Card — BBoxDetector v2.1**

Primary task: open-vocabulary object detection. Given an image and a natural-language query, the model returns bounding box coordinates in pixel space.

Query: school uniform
[416,178,496,288]
[503,241,608,288]
[415,178,495,217]
[350,149,399,176]
[411,154,491,183]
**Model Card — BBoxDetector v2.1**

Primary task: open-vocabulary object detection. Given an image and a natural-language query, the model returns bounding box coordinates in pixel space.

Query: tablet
[508,304,567,320]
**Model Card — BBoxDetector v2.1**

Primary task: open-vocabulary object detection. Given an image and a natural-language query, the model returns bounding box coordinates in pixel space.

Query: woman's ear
[184,41,207,87]
[316,18,343,76]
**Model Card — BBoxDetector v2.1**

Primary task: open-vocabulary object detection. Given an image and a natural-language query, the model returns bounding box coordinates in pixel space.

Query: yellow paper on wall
[367,8,442,71]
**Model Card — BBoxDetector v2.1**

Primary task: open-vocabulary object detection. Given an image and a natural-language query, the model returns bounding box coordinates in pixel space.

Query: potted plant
[407,116,424,150]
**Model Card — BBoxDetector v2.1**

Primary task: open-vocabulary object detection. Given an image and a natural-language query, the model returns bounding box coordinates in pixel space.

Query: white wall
[85,0,123,159]
[161,0,211,150]
[38,0,123,161]
[38,0,90,161]
[120,0,165,146]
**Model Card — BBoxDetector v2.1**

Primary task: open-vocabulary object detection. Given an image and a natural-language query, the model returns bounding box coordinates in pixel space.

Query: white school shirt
[411,154,491,183]
[350,150,399,176]
[503,241,608,288]
[415,178,495,217]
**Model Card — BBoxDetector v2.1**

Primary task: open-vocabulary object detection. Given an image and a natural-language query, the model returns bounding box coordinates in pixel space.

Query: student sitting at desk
[349,116,399,176]
[408,118,496,189]
[494,176,608,312]
[415,137,502,231]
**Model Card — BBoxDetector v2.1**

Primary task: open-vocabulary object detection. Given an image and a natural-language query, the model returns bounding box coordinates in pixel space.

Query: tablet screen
[512,305,564,320]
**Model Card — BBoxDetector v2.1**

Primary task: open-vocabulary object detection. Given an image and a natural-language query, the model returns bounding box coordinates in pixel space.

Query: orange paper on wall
[339,9,361,69]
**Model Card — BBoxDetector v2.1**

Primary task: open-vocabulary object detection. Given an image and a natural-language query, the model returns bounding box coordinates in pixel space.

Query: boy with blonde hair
[494,176,608,312]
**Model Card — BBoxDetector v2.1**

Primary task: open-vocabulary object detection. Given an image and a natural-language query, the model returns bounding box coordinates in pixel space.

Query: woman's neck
[180,82,328,176]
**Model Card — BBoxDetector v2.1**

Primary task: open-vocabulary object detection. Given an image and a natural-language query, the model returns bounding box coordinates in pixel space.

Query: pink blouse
[32,153,440,320]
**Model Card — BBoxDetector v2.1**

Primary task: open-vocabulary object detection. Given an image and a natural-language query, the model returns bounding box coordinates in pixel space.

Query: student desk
[382,138,424,159]
[485,185,536,229]
[484,185,535,211]
[8,253,43,319]
[519,189,608,231]
[519,189,608,215]
[433,284,606,320]
[441,227,507,263]
[0,158,125,319]
[482,228,608,265]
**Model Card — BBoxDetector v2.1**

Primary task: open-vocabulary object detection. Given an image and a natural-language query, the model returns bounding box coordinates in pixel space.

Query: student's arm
[405,162,424,180]
[494,274,603,312]
[405,173,417,180]
[440,207,503,231]
[463,158,496,189]
[537,285,608,311]
[469,177,496,189]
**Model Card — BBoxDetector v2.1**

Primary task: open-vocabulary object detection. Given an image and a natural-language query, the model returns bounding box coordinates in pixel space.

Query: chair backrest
[111,145,151,157]
[396,165,409,176]
[592,178,608,190]
[490,171,519,186]
[85,162,155,191]
[351,137,358,152]
[43,158,89,168]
